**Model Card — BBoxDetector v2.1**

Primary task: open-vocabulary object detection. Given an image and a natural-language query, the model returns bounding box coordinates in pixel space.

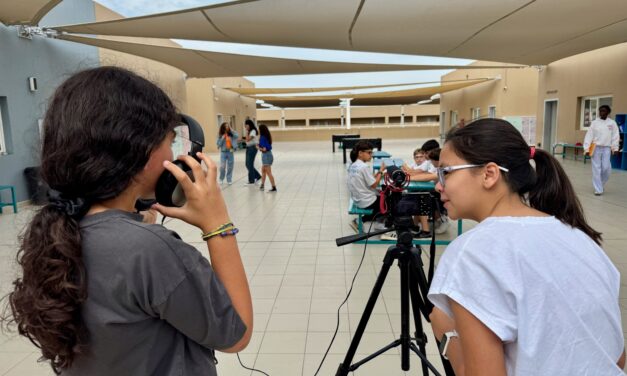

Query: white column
[344,98,353,130]
[400,105,405,125]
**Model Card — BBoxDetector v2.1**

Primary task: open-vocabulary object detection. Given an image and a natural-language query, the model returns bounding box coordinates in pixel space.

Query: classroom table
[332,134,360,153]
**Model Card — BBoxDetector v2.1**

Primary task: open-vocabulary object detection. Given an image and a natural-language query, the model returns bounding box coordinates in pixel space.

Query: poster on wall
[503,116,536,145]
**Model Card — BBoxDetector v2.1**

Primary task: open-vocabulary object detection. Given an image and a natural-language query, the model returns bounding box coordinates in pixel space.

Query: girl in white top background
[428,118,624,376]
[243,119,262,185]
[583,105,620,195]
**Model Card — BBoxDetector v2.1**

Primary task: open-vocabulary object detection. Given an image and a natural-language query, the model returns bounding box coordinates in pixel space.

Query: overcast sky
[94,0,472,88]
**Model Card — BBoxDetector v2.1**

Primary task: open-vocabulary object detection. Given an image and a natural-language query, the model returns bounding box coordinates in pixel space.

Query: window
[471,107,481,120]
[488,105,496,118]
[0,105,7,155]
[450,111,458,127]
[581,95,612,129]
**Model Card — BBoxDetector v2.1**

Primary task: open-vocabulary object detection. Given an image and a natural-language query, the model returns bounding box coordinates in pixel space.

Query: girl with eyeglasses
[427,119,624,375]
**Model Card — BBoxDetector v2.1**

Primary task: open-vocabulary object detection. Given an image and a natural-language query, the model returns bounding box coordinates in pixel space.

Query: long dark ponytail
[259,124,272,144]
[2,66,179,373]
[445,119,602,245]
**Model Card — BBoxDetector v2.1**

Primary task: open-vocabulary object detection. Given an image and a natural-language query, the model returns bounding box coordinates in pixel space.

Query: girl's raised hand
[152,153,230,233]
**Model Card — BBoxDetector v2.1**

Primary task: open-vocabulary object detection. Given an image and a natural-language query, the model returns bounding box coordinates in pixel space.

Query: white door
[543,100,558,151]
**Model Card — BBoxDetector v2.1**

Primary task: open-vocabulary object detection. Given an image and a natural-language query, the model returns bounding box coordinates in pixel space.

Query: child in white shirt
[347,141,385,224]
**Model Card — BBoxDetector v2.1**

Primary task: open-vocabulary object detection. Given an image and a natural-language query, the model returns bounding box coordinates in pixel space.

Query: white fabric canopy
[54,0,627,65]
[253,79,491,107]
[59,34,514,78]
[0,0,61,25]
[225,78,490,95]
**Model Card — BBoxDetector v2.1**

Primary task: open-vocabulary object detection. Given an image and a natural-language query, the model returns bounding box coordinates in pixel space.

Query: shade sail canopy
[55,0,627,65]
[0,0,61,25]
[59,34,515,78]
[225,78,489,95]
[254,79,491,107]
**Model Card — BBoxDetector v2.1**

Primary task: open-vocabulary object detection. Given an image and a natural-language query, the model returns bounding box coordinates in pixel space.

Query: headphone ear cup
[155,160,195,207]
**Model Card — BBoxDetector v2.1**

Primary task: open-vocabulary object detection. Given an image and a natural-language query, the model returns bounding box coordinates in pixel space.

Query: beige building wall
[270,125,440,142]
[186,78,257,152]
[536,43,627,147]
[257,104,440,141]
[440,62,539,131]
[93,3,188,111]
[257,103,439,128]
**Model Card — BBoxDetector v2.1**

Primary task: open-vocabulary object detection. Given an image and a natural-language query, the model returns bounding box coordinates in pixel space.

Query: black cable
[236,353,270,376]
[313,216,380,376]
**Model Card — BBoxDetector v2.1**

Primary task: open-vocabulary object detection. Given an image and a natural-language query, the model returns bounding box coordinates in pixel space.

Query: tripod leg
[409,248,455,376]
[400,257,411,371]
[336,251,395,376]
[408,261,430,375]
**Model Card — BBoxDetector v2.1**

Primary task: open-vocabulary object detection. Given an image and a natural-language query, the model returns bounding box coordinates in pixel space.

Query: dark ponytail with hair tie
[528,148,601,244]
[47,190,91,219]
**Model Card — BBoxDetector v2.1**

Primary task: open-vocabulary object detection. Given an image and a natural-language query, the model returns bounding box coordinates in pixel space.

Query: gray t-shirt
[63,210,246,376]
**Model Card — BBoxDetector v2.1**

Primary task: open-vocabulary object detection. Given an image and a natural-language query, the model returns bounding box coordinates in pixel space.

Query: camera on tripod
[333,164,449,376]
[382,165,433,230]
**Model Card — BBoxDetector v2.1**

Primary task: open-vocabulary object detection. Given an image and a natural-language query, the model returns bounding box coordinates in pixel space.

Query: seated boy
[407,148,427,170]
[347,141,385,232]
[407,148,450,236]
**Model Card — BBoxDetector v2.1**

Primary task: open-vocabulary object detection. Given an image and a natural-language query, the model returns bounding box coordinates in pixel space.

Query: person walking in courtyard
[243,119,261,185]
[216,122,238,185]
[584,105,620,195]
[258,124,277,192]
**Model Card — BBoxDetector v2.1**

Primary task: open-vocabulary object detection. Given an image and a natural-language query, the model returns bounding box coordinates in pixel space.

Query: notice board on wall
[503,116,536,145]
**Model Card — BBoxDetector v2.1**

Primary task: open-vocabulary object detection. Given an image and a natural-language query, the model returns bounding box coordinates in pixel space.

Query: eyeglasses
[436,164,509,188]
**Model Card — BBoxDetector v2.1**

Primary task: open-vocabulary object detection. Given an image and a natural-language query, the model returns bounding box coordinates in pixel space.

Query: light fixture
[28,77,38,92]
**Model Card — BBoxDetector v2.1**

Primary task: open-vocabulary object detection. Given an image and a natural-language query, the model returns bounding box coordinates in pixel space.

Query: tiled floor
[1,139,626,376]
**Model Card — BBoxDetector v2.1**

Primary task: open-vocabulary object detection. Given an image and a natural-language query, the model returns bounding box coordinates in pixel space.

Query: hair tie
[47,189,90,218]
[529,146,536,159]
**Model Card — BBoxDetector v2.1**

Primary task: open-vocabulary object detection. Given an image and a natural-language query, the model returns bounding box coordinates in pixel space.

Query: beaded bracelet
[202,227,239,241]
[201,222,231,236]
[201,222,238,241]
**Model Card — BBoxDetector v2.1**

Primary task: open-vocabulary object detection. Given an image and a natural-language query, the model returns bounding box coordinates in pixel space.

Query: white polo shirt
[347,159,378,208]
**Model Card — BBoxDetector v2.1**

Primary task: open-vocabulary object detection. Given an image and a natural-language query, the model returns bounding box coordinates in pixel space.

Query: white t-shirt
[408,160,420,169]
[247,129,258,146]
[418,160,437,174]
[583,117,620,152]
[347,159,378,208]
[428,216,624,376]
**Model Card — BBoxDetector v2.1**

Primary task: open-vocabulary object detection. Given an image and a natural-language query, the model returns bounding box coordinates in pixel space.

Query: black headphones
[135,114,205,211]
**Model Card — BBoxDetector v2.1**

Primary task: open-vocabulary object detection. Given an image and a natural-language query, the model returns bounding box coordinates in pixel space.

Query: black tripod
[335,217,442,376]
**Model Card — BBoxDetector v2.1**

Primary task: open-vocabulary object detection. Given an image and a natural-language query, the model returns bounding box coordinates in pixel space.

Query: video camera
[382,166,432,221]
